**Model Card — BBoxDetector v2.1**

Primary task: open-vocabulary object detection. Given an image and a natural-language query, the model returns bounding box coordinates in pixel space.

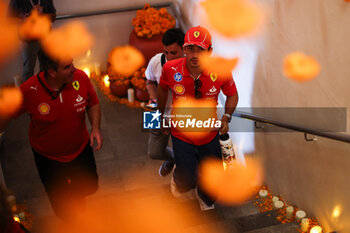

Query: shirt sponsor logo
[38,103,50,115]
[30,86,38,91]
[174,72,183,82]
[76,95,83,102]
[210,73,217,82]
[209,86,217,93]
[173,84,185,95]
[74,95,86,106]
[72,81,80,90]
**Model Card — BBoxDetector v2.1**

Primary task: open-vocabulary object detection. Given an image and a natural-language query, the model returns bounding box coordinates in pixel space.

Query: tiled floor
[0,85,241,233]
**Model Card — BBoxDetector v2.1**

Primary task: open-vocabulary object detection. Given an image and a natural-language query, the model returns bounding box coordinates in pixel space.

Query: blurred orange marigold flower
[0,86,23,117]
[201,0,264,37]
[199,52,239,78]
[18,9,51,41]
[199,157,263,204]
[109,46,145,78]
[283,52,321,82]
[41,21,94,61]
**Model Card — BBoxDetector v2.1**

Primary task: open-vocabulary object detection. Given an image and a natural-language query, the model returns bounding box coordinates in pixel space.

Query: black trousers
[33,143,98,219]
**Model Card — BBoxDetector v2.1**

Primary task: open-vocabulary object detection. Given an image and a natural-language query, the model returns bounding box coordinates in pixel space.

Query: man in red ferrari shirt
[0,50,103,220]
[158,26,238,211]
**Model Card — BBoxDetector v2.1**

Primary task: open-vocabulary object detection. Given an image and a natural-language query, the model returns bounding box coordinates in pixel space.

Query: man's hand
[90,129,103,152]
[220,117,229,134]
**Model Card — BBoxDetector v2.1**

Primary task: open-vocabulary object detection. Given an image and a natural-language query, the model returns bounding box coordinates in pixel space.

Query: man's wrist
[222,113,232,122]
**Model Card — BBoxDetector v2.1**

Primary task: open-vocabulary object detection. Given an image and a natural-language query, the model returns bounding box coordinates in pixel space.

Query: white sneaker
[195,188,215,211]
[170,175,196,201]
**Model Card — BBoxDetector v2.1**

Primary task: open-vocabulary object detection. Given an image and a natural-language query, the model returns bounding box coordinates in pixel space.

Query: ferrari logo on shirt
[210,73,217,82]
[38,103,50,115]
[194,31,200,38]
[72,81,80,90]
[173,84,185,94]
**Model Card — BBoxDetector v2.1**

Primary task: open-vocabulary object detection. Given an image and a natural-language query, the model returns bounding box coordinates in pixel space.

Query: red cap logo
[184,26,212,49]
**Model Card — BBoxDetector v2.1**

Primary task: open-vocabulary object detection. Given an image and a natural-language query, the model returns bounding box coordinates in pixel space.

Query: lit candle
[7,195,17,212]
[286,206,294,219]
[296,210,306,221]
[7,195,16,206]
[128,88,135,103]
[300,218,309,232]
[83,67,91,78]
[259,189,268,198]
[272,196,279,203]
[94,63,101,76]
[140,102,145,108]
[273,200,284,209]
[13,214,20,223]
[103,75,110,88]
[310,225,322,233]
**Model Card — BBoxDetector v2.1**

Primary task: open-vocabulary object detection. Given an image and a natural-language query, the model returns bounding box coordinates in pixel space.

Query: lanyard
[37,74,66,100]
[29,0,41,7]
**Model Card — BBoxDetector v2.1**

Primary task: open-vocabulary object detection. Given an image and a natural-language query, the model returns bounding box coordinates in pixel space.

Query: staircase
[0,86,302,233]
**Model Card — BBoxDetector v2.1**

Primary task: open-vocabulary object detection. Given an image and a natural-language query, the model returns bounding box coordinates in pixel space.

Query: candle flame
[332,205,342,219]
[310,226,322,233]
[86,49,91,57]
[13,216,20,222]
[103,75,110,88]
[83,68,90,78]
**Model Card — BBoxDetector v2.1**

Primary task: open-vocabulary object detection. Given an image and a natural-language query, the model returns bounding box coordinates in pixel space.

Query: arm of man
[157,85,170,135]
[47,13,56,22]
[146,80,158,103]
[87,104,103,152]
[220,93,239,134]
[157,85,168,116]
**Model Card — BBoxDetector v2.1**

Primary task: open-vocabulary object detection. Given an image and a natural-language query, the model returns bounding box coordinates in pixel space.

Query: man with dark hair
[158,26,238,211]
[145,28,185,176]
[0,50,103,220]
[8,0,56,82]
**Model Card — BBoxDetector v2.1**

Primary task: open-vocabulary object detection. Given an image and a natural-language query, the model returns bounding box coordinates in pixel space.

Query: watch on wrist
[223,113,232,122]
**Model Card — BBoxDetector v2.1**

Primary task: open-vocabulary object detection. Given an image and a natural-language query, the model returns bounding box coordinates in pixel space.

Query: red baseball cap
[183,26,212,49]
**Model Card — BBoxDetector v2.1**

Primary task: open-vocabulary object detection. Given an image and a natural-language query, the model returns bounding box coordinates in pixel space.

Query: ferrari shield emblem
[72,81,80,90]
[194,31,200,38]
[210,73,217,82]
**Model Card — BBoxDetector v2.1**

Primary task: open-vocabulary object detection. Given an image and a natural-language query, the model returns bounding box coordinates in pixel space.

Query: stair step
[244,221,300,233]
[217,200,260,219]
[234,210,281,232]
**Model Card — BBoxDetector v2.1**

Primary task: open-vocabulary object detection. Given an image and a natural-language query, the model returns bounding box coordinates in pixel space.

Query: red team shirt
[159,57,237,146]
[19,70,99,162]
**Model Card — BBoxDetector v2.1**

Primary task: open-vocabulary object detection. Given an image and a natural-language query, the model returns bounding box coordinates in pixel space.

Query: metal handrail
[56,2,174,20]
[54,4,350,144]
[233,110,350,143]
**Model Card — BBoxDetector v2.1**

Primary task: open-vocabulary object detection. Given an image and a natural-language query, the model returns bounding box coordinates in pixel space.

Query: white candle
[296,210,306,220]
[128,88,135,103]
[286,206,294,219]
[259,189,268,198]
[300,218,309,232]
[94,63,101,76]
[7,195,16,207]
[272,196,279,203]
[310,225,322,233]
[274,200,284,209]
